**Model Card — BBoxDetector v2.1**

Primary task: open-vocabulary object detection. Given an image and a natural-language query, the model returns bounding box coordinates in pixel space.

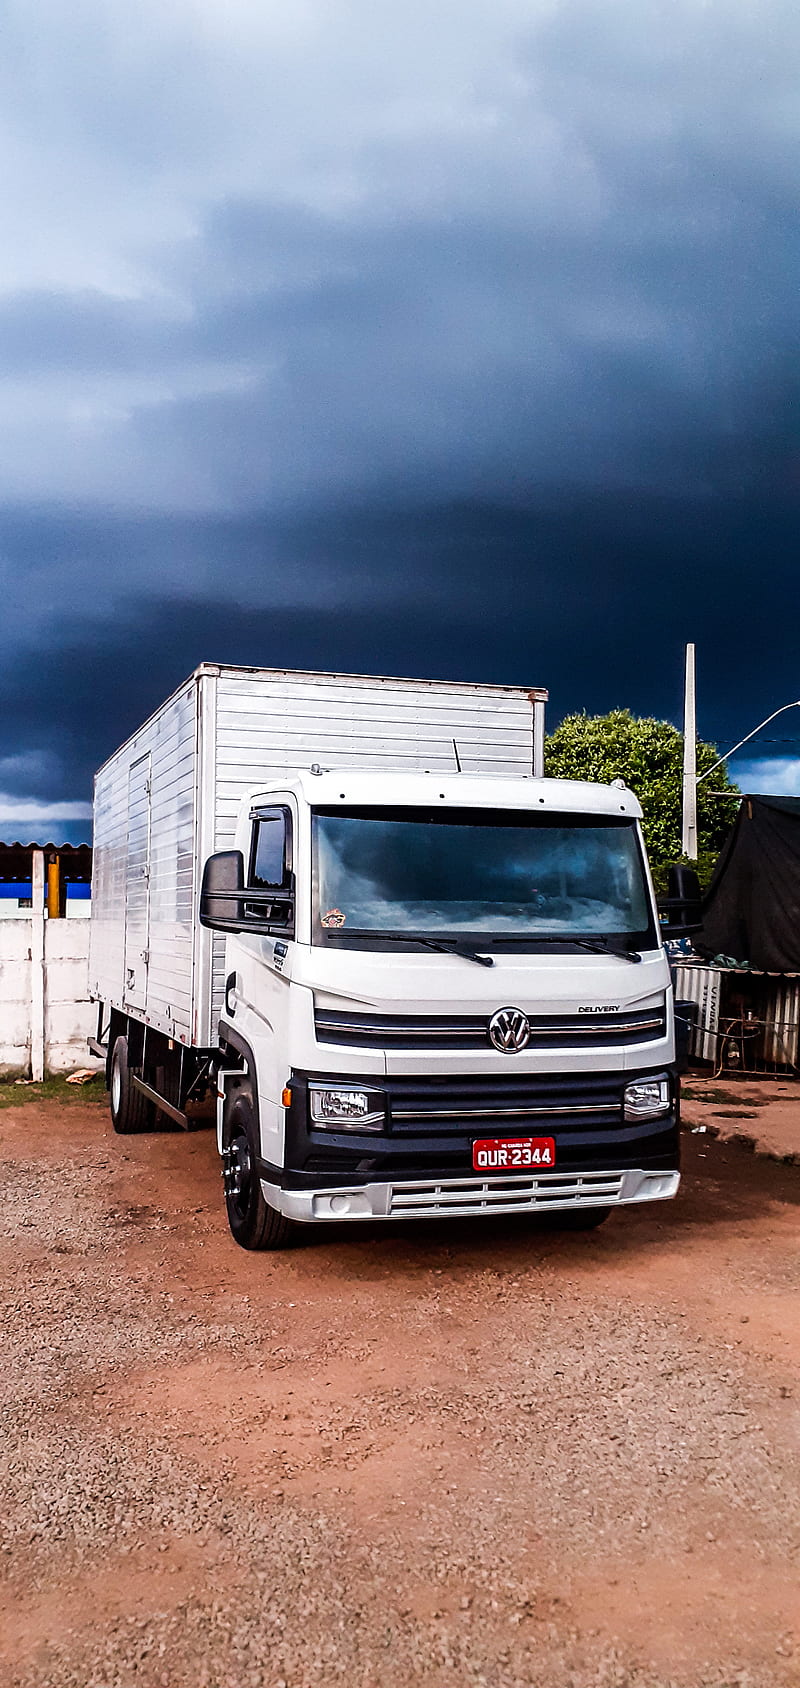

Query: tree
[544,710,740,893]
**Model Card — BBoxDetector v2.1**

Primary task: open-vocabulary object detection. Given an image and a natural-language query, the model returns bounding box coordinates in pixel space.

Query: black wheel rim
[223,1125,252,1221]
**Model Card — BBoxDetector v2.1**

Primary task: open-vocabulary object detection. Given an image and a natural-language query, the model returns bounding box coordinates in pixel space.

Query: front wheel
[221,1088,296,1250]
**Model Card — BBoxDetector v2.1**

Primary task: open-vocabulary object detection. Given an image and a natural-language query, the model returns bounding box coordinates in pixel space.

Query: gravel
[1,1096,798,1688]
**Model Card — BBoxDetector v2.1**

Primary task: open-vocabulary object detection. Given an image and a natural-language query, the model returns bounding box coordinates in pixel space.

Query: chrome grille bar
[392,1102,619,1120]
[315,1007,666,1048]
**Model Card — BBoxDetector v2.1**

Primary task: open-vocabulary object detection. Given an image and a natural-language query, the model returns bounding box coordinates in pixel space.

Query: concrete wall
[0,903,101,1078]
[45,916,101,1074]
[0,918,31,1074]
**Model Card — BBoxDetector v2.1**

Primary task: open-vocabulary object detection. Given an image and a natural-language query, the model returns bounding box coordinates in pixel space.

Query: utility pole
[681,642,698,860]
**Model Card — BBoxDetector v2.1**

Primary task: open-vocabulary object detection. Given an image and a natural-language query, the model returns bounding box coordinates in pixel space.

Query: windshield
[312,806,656,947]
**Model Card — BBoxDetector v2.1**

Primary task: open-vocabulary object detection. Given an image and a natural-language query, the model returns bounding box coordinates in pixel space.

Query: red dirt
[1,1090,798,1687]
[682,1074,800,1162]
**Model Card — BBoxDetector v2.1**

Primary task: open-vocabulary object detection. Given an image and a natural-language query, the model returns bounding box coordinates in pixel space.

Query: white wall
[0,918,31,1073]
[0,912,102,1077]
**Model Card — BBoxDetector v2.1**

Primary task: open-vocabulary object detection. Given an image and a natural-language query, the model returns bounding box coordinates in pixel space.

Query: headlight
[309,1086,385,1131]
[623,1075,671,1121]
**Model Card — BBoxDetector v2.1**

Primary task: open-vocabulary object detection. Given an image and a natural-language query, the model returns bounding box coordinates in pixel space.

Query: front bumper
[275,1066,681,1191]
[261,1165,680,1224]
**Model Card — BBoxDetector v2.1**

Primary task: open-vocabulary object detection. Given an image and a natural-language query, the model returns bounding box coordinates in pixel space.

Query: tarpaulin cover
[698,796,800,971]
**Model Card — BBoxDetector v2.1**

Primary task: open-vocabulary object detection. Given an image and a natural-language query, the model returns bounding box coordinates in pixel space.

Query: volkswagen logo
[488,1007,531,1053]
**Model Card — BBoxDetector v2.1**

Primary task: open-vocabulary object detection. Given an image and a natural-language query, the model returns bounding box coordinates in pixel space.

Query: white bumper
[261,1166,680,1223]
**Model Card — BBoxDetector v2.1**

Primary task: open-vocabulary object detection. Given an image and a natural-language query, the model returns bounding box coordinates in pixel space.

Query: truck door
[225,805,295,1168]
[124,753,151,1012]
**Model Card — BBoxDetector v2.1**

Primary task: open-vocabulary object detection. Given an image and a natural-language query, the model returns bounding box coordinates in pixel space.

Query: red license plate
[472,1136,556,1171]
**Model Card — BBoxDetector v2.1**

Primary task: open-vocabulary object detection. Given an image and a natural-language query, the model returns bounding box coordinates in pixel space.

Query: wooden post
[31,849,46,1081]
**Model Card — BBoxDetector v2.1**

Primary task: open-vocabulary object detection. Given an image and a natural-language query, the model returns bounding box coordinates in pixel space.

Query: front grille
[388,1170,625,1216]
[315,1005,666,1050]
[385,1070,623,1135]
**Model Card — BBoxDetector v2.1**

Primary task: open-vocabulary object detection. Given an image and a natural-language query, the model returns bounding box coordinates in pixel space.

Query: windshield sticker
[321,907,346,928]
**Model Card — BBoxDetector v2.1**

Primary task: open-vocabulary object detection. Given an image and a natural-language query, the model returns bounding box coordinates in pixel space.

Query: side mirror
[199,850,294,934]
[199,851,246,930]
[658,863,703,937]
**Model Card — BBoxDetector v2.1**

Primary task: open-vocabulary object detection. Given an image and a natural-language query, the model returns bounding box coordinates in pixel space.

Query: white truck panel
[90,664,547,1048]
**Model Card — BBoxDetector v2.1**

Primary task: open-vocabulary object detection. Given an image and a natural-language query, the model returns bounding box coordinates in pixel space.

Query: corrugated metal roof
[0,841,91,852]
[0,842,92,883]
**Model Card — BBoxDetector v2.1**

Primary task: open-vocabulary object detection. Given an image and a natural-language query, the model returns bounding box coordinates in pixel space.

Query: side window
[246,809,294,935]
[250,813,288,888]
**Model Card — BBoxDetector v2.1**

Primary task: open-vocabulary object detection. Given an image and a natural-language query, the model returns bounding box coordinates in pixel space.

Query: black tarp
[698,795,800,971]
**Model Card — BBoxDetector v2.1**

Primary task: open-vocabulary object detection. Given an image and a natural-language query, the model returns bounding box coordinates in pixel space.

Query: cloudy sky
[1,0,798,840]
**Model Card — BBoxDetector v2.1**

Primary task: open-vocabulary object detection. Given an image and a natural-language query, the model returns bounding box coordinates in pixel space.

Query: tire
[540,1205,611,1231]
[109,1035,155,1135]
[221,1087,295,1250]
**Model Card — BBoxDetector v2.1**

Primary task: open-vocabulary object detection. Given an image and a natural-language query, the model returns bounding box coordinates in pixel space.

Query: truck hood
[290,941,669,1015]
[263,942,673,1077]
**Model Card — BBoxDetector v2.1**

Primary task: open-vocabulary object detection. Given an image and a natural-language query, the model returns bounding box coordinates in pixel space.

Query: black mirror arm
[200,886,294,933]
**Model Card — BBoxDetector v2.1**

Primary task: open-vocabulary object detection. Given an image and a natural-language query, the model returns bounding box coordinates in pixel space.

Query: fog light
[623,1075,671,1121]
[312,1190,373,1218]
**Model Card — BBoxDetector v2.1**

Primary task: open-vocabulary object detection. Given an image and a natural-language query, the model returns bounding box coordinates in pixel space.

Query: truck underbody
[93,1004,680,1244]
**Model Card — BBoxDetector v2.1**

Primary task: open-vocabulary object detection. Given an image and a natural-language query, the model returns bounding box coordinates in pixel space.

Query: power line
[702,734,800,746]
[697,701,800,784]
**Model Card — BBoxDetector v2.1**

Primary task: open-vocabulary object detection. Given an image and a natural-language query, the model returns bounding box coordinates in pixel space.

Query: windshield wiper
[525,934,642,964]
[340,930,495,968]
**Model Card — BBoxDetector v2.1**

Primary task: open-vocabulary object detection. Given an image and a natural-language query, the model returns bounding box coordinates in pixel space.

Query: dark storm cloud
[0,0,799,823]
[2,183,797,509]
[2,487,798,834]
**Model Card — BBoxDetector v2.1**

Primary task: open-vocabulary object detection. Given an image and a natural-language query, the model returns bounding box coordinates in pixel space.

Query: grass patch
[0,1073,106,1110]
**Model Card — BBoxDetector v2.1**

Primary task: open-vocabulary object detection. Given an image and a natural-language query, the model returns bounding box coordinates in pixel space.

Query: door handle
[224,972,238,1016]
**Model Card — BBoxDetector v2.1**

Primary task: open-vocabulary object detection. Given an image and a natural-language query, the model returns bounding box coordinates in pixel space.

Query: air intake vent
[388,1170,625,1216]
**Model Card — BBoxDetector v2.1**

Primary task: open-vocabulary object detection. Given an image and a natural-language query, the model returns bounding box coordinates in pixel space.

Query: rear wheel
[109,1035,155,1134]
[221,1087,295,1250]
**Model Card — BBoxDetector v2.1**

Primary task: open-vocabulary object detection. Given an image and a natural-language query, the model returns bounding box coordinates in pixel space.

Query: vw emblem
[489,1007,531,1053]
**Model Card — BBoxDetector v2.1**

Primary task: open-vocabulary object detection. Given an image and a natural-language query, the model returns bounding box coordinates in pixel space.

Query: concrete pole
[30,848,46,1081]
[681,642,698,860]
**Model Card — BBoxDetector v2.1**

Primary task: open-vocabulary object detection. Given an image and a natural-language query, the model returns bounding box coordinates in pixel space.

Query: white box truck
[89,662,681,1250]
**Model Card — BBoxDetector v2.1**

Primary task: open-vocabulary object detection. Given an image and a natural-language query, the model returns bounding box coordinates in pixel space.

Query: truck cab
[201,770,679,1248]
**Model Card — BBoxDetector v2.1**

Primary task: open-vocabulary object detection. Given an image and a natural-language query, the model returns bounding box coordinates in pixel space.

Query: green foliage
[544,709,740,894]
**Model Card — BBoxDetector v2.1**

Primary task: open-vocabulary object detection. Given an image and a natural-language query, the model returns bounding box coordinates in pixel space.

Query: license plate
[472,1136,556,1171]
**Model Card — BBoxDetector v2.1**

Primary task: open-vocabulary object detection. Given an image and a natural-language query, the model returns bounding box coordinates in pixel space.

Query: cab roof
[247,769,643,820]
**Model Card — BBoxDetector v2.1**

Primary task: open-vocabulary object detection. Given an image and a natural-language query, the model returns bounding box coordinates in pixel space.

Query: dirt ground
[681,1074,800,1164]
[1,1084,799,1688]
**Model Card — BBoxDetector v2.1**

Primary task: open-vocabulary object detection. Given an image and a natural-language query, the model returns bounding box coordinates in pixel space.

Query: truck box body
[89,664,548,1051]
